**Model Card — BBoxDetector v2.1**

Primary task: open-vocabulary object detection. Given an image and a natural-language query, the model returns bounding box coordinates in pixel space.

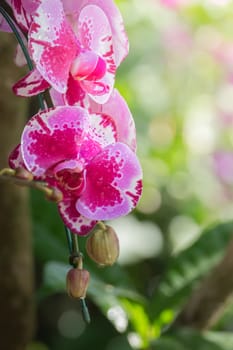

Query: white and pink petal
[9,0,32,31]
[21,106,88,176]
[79,75,113,104]
[13,69,50,97]
[79,112,117,162]
[76,142,142,220]
[58,197,97,235]
[62,0,129,65]
[89,89,136,151]
[8,144,25,169]
[29,0,78,93]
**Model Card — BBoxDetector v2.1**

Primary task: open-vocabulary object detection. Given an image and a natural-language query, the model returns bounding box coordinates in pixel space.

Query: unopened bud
[15,167,33,181]
[66,267,90,299]
[86,223,119,266]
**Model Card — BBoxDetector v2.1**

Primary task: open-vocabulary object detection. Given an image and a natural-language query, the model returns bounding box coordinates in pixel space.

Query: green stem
[80,299,91,324]
[0,6,45,110]
[64,226,73,255]
[72,234,80,255]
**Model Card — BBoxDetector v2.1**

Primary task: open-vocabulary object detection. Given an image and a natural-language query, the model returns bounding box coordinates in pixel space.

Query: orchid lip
[52,159,85,195]
[70,50,107,82]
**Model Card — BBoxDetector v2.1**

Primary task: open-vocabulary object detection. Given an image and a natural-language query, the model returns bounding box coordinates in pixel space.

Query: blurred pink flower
[159,0,187,9]
[213,151,233,185]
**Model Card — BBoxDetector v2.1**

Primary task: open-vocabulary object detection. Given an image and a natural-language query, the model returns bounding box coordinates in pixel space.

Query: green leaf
[149,221,233,319]
[152,329,233,350]
[26,342,49,350]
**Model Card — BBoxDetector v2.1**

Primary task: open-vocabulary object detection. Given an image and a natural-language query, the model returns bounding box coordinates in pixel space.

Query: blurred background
[3,0,233,349]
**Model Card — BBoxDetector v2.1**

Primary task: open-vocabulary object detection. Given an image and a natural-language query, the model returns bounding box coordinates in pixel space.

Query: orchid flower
[9,106,142,235]
[13,0,129,104]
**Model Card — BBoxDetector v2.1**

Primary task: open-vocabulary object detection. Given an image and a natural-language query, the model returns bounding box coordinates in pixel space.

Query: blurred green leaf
[152,329,233,350]
[149,222,233,319]
[26,342,49,350]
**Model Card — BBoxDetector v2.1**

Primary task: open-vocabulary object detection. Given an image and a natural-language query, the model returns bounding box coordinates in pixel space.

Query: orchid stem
[72,234,80,255]
[80,298,91,324]
[64,226,73,255]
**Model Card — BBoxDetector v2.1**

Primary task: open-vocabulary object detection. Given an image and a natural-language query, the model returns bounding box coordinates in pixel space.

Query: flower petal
[88,112,117,144]
[89,89,137,151]
[80,74,113,104]
[13,68,50,96]
[58,197,97,235]
[76,143,142,220]
[28,0,78,93]
[21,106,88,176]
[9,0,32,31]
[79,112,117,162]
[21,0,40,13]
[14,44,27,67]
[78,4,115,102]
[8,144,25,169]
[62,0,129,65]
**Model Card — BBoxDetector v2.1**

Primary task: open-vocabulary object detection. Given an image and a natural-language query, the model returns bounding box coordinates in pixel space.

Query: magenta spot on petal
[27,128,78,170]
[82,151,124,213]
[79,18,93,49]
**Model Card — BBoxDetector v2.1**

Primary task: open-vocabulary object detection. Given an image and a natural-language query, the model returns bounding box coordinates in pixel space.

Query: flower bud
[86,223,119,266]
[66,267,90,299]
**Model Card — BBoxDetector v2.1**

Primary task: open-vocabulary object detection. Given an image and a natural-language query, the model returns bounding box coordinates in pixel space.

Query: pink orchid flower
[13,0,129,104]
[9,106,142,235]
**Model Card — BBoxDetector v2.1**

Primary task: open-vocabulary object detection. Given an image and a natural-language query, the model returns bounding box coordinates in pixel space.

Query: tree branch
[0,31,35,349]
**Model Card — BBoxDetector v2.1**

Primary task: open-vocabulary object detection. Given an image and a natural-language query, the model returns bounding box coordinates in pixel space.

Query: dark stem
[64,226,73,255]
[0,6,45,110]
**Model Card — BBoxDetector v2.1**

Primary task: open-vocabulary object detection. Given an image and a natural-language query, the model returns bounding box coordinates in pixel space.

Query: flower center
[53,160,85,197]
[70,50,107,81]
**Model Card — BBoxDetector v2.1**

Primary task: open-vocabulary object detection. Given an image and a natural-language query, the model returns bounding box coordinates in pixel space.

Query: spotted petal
[89,89,136,151]
[76,142,142,220]
[8,144,25,169]
[13,68,50,96]
[62,0,129,65]
[58,197,97,235]
[28,0,78,93]
[9,0,32,31]
[21,106,88,176]
[79,112,117,162]
[78,4,115,103]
